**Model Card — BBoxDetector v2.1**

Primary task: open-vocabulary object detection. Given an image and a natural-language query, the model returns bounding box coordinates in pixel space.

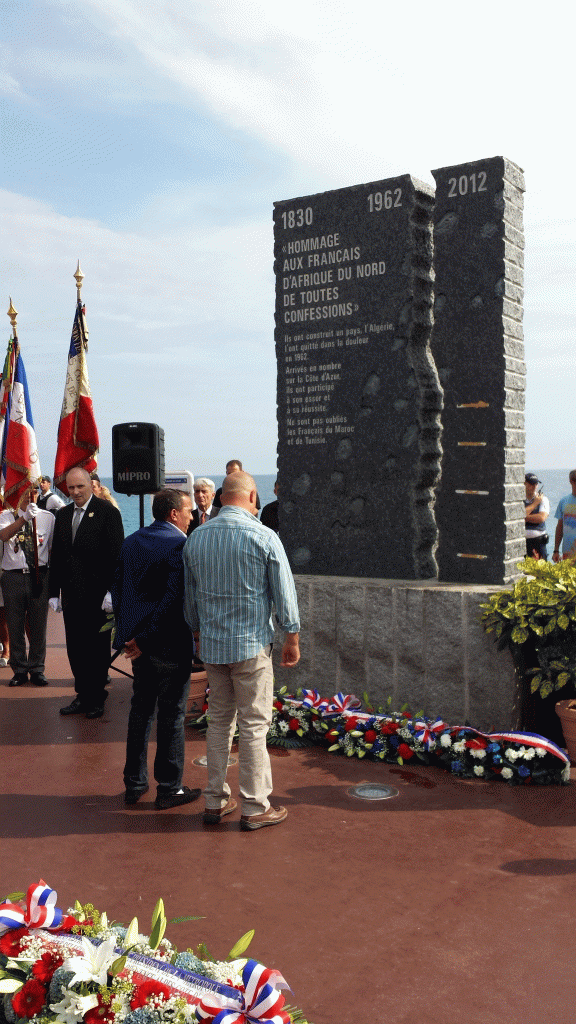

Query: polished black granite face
[274,175,438,580]
[431,157,526,584]
[274,157,525,585]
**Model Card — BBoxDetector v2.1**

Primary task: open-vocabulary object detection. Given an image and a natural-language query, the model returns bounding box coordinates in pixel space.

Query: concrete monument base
[273,575,517,732]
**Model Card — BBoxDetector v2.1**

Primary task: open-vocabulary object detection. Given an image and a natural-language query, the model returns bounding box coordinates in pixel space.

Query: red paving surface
[1,611,575,1024]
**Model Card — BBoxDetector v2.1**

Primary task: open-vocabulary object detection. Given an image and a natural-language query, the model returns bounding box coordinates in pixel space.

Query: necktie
[72,507,83,541]
[201,511,206,525]
[22,521,36,570]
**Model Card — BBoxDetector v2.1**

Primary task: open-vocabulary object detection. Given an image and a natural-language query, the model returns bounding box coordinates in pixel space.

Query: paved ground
[1,611,575,1024]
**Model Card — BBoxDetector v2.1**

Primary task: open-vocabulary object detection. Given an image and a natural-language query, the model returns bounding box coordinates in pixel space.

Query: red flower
[325,729,340,741]
[0,927,30,956]
[364,729,377,743]
[273,701,283,711]
[32,950,64,983]
[85,995,116,1024]
[466,738,487,749]
[288,718,300,731]
[381,721,398,735]
[345,716,359,732]
[398,743,414,760]
[12,980,46,1019]
[130,981,172,1009]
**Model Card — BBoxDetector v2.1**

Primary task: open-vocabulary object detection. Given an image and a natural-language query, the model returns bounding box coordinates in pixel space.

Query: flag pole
[74,260,84,306]
[7,297,18,346]
[7,299,40,585]
[6,298,21,509]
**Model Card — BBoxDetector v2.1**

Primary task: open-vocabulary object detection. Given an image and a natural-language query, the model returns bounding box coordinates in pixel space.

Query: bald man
[184,471,300,830]
[49,466,124,718]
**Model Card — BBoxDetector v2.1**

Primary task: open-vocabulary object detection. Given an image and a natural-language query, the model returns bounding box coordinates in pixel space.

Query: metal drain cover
[347,783,399,801]
[193,755,237,767]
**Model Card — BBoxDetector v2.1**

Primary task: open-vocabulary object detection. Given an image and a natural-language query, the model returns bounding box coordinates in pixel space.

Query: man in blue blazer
[112,488,200,810]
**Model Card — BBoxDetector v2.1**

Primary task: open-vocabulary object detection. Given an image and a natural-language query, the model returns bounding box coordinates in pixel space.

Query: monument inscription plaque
[274,176,441,579]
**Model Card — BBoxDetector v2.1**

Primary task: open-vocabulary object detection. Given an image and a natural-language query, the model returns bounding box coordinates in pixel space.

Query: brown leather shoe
[203,797,237,823]
[240,805,287,831]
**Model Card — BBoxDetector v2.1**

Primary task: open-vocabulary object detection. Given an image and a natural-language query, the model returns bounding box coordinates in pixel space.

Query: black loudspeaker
[112,422,165,494]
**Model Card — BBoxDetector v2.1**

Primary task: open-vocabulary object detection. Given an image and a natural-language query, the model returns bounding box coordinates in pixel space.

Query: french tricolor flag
[53,300,99,495]
[1,341,42,510]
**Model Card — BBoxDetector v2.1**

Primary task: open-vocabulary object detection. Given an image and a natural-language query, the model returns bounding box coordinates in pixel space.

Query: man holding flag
[48,269,124,718]
[0,310,54,686]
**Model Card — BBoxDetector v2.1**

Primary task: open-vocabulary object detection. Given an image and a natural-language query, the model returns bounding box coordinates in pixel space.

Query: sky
[1,0,574,475]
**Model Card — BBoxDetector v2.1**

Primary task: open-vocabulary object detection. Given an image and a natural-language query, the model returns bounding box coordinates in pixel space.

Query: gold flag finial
[7,297,18,337]
[74,261,84,302]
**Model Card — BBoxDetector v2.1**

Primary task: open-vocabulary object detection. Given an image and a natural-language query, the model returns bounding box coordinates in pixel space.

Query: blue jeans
[124,652,191,795]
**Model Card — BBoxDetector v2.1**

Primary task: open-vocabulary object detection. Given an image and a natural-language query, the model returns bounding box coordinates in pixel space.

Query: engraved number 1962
[367,189,402,212]
[448,171,487,197]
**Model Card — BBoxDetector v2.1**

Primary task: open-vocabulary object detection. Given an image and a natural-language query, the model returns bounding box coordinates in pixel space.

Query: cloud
[2,187,278,473]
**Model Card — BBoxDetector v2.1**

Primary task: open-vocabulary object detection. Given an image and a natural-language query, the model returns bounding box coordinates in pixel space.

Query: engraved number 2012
[367,189,402,212]
[448,171,487,197]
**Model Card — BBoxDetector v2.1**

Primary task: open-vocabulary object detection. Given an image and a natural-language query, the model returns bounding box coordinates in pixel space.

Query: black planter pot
[513,640,576,747]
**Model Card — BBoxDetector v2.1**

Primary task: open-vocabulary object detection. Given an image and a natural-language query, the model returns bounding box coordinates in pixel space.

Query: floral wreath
[0,882,310,1024]
[264,689,571,786]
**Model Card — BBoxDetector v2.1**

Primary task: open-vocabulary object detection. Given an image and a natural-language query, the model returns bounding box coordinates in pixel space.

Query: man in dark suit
[187,478,219,535]
[112,488,200,810]
[48,466,124,718]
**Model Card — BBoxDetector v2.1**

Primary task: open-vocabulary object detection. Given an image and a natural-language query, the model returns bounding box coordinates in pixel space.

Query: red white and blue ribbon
[299,689,328,713]
[487,731,569,763]
[195,960,289,1024]
[413,718,448,750]
[323,692,363,717]
[0,879,63,935]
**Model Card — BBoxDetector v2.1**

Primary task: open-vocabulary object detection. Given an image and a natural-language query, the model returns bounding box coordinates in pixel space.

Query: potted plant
[480,556,576,746]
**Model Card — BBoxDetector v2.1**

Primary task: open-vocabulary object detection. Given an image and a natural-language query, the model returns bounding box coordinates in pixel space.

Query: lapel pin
[88,512,94,518]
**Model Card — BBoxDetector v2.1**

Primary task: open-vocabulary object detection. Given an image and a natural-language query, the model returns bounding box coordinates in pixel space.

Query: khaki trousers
[204,646,273,816]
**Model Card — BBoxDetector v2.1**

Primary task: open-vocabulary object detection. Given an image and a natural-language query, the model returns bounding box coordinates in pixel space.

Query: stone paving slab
[0,611,575,1024]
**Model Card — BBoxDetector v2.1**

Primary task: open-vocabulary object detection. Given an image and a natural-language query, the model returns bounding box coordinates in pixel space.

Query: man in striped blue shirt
[183,471,300,830]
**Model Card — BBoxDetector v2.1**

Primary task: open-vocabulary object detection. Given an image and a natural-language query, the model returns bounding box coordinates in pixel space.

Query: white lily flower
[51,990,99,1024]
[62,936,117,986]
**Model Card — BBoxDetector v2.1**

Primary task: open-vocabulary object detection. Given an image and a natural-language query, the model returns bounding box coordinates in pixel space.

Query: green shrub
[480,557,576,698]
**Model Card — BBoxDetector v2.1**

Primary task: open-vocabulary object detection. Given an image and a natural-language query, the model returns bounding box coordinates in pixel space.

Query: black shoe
[155,786,201,810]
[124,785,149,805]
[30,673,48,687]
[9,673,27,687]
[85,705,106,719]
[60,697,85,715]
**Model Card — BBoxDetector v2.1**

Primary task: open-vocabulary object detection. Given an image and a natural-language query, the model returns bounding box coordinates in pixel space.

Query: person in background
[524,473,550,560]
[112,488,200,809]
[183,471,300,831]
[260,480,279,533]
[0,484,55,686]
[187,478,218,535]
[553,470,576,562]
[213,460,261,512]
[90,472,121,510]
[49,467,124,718]
[37,475,65,513]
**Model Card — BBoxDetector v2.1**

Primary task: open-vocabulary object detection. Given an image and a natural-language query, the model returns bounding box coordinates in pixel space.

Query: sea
[63,469,572,543]
[98,474,278,537]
